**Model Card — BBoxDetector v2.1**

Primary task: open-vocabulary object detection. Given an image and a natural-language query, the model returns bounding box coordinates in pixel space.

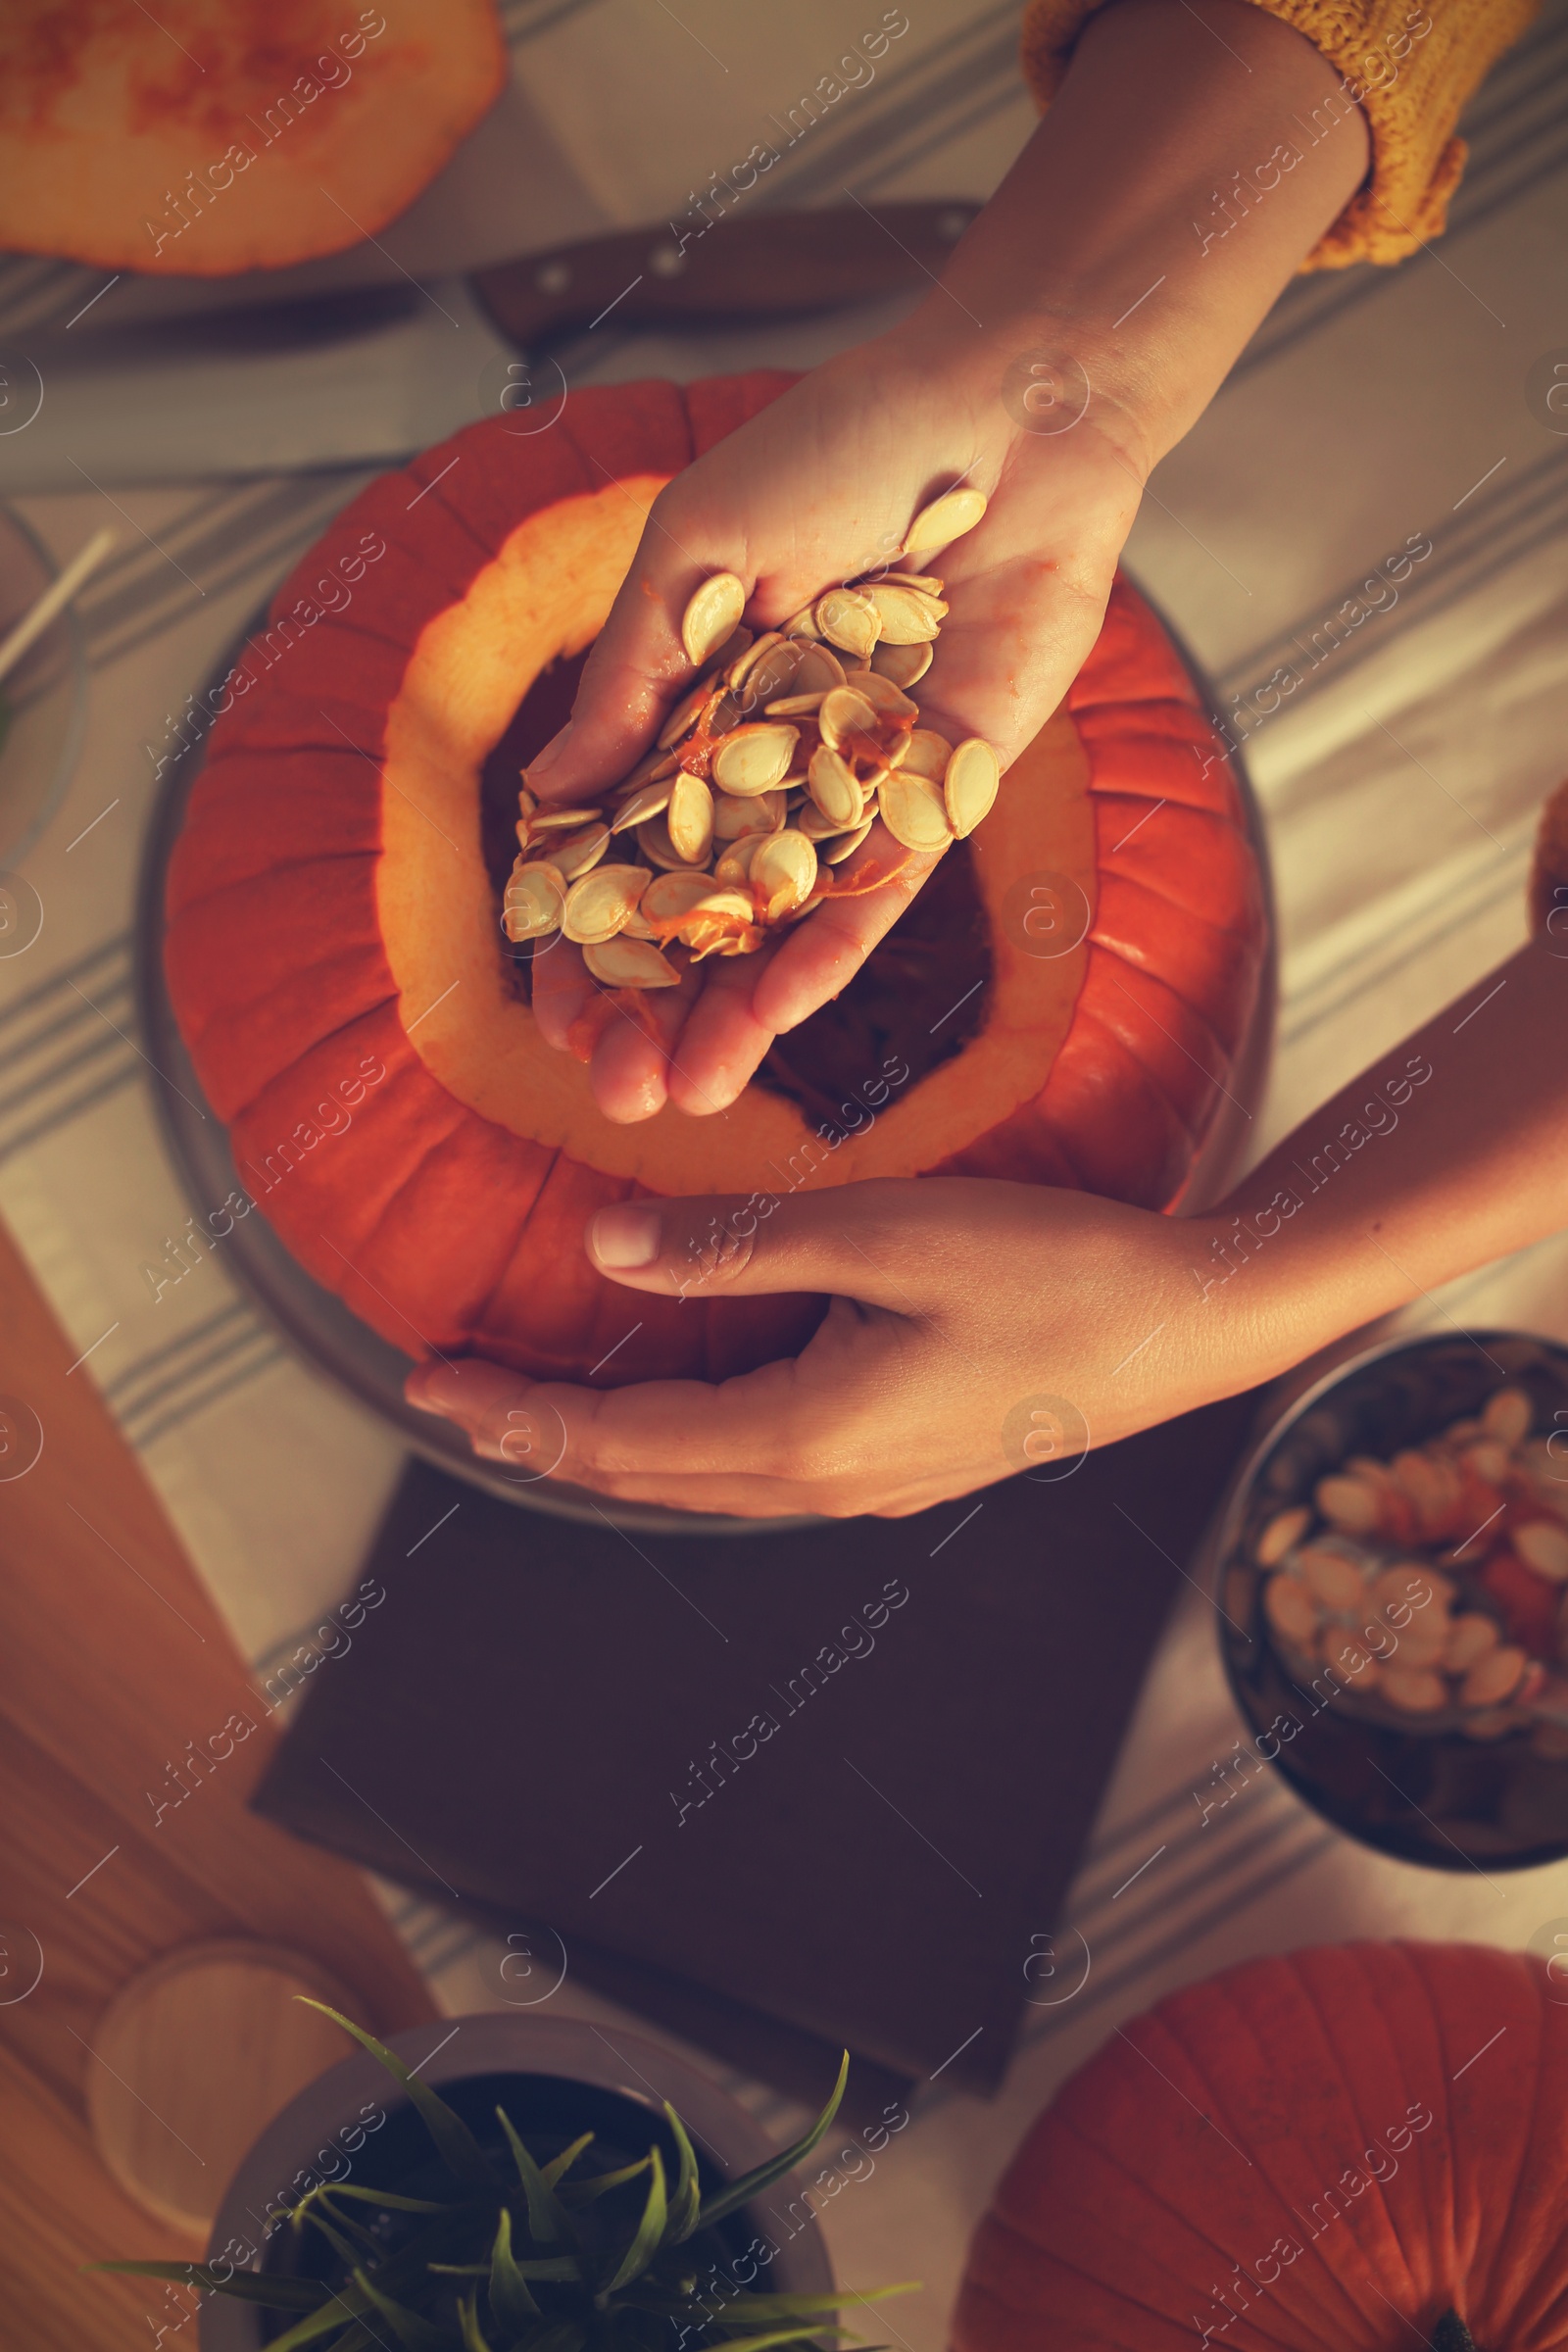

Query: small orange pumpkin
[0,2,506,275]
[956,1939,1566,2352]
[164,369,1265,1386]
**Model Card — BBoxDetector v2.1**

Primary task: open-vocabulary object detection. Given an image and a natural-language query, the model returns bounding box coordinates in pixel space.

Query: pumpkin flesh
[0,1,506,274]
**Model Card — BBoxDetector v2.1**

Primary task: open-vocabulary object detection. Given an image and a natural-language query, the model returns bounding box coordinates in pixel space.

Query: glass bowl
[0,502,90,867]
[1212,1330,1568,1870]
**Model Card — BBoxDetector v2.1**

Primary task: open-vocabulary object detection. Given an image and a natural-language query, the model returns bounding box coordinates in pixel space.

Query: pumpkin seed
[710,624,753,672]
[711,786,784,841]
[642,871,722,926]
[899,727,953,782]
[807,742,862,828]
[862,570,946,598]
[866,584,946,643]
[610,778,675,831]
[734,639,807,712]
[527,805,603,832]
[657,677,714,751]
[707,923,764,957]
[687,918,760,962]
[502,860,566,940]
[540,821,611,880]
[713,838,762,886]
[618,746,680,796]
[711,723,798,796]
[666,771,714,864]
[1483,1387,1533,1446]
[817,687,879,755]
[944,738,1001,838]
[813,588,881,660]
[791,641,847,695]
[798,801,862,842]
[764,689,827,719]
[750,828,817,913]
[584,936,681,989]
[517,784,538,824]
[562,863,650,945]
[676,888,753,938]
[840,667,918,721]
[726,630,785,691]
[635,814,689,871]
[681,571,746,667]
[823,815,876,864]
[870,639,933,689]
[877,772,954,853]
[780,606,823,638]
[902,486,987,557]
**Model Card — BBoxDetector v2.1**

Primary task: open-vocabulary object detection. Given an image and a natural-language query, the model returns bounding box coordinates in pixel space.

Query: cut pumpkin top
[0,0,506,274]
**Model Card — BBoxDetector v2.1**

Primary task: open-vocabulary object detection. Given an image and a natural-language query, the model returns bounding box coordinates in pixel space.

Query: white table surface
[2,5,1567,2344]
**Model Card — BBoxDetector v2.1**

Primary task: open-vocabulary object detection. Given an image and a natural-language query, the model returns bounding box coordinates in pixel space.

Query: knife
[4,201,978,492]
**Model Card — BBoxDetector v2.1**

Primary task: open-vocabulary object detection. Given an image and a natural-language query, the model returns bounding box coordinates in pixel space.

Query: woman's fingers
[526,494,734,806]
[585,957,702,1121]
[750,828,943,1037]
[528,934,593,1052]
[662,939,790,1115]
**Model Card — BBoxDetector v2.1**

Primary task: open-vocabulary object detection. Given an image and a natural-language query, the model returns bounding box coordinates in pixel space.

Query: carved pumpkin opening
[477,649,993,1127]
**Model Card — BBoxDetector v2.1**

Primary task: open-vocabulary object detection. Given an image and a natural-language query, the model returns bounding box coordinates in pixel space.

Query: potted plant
[96,2005,914,2351]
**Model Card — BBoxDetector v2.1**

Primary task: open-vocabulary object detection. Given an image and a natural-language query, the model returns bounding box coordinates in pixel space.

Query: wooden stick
[0,524,116,687]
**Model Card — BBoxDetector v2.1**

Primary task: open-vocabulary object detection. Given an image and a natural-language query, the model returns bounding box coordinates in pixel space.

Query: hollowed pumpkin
[955,1939,1568,2352]
[164,369,1265,1387]
[0,2,506,275]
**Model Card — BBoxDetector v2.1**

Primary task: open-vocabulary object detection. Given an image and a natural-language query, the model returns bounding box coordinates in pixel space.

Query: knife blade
[4,201,978,492]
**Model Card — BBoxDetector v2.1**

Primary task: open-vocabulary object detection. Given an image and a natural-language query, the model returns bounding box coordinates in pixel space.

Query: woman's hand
[522,0,1370,1125]
[405,1179,1234,1520]
[526,340,1146,1124]
[408,936,1568,1520]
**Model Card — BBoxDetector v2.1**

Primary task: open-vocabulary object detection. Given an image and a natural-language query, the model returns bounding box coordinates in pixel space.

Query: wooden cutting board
[0,1213,436,2351]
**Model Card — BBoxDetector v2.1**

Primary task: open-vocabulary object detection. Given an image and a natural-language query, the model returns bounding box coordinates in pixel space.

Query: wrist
[877,297,1160,486]
[1187,1164,1411,1395]
[884,0,1370,470]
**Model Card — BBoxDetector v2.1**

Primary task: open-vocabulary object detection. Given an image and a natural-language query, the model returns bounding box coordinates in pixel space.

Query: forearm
[1195,938,1568,1379]
[890,0,1370,466]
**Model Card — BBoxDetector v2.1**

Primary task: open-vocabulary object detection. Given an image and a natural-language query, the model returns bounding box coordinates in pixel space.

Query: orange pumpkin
[956,1939,1566,2352]
[0,2,506,275]
[164,369,1265,1387]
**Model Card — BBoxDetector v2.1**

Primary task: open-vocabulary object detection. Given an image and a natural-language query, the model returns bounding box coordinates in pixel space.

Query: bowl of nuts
[1212,1330,1568,1869]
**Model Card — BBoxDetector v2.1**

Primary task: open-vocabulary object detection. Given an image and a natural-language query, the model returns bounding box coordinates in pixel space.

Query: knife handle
[469,200,979,351]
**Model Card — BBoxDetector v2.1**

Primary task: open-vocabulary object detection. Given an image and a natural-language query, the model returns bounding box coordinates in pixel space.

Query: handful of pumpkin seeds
[503,487,1001,988]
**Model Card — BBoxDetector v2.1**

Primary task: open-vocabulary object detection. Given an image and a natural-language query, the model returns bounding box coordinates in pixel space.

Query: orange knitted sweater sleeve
[1017,0,1540,270]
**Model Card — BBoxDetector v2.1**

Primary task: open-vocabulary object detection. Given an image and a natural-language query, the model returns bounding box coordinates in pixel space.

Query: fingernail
[527,722,574,781]
[405,1361,469,1420]
[591,1204,662,1268]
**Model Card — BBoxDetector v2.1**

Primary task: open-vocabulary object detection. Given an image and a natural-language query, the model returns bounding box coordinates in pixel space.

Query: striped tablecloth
[3,4,1568,2340]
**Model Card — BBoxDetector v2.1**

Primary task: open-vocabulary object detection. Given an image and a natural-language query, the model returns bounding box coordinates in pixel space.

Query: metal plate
[134,591,1273,1534]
